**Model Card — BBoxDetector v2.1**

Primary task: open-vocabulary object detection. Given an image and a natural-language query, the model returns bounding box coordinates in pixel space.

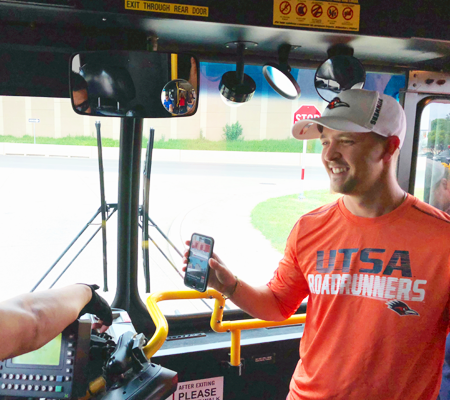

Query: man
[184,89,450,400]
[71,72,92,114]
[0,283,112,360]
[163,93,174,113]
[426,160,450,400]
[429,159,450,213]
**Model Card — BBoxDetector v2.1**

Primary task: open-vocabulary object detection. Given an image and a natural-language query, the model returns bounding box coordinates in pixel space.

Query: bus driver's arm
[0,284,112,360]
[183,243,286,322]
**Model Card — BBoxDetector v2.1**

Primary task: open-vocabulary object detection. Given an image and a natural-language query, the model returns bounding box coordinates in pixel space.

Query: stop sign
[293,105,322,124]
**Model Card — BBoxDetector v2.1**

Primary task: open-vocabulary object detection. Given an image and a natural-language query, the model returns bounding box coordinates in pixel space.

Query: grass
[414,187,424,202]
[0,135,120,147]
[153,138,321,153]
[251,190,342,253]
[251,188,428,254]
[0,135,323,153]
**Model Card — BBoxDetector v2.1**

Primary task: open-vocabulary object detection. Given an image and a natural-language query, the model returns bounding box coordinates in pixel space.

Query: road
[0,155,330,313]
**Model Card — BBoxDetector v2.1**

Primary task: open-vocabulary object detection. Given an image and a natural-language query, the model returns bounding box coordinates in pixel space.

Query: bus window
[0,62,406,316]
[413,101,450,212]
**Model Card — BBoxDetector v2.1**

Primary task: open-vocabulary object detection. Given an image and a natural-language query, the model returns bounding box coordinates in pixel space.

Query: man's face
[320,127,386,196]
[73,89,91,114]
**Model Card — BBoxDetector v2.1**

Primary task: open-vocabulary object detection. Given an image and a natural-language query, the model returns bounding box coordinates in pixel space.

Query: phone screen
[184,233,214,292]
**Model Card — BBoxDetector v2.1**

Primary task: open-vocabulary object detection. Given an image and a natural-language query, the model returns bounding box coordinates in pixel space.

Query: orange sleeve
[267,220,310,319]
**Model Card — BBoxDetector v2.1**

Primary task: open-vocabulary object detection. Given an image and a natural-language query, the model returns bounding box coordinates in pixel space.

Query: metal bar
[30,207,103,292]
[230,330,241,367]
[147,215,183,258]
[49,227,101,289]
[142,128,155,293]
[139,223,182,278]
[48,208,117,289]
[111,118,152,334]
[236,42,245,85]
[139,221,213,311]
[96,120,108,292]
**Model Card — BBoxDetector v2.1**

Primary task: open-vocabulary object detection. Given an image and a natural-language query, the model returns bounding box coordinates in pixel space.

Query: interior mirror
[314,55,365,102]
[70,51,199,118]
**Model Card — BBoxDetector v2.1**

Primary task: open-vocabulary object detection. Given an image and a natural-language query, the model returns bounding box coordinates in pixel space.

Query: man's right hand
[183,240,237,296]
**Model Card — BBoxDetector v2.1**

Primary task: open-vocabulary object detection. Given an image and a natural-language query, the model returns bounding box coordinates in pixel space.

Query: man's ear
[442,178,448,191]
[383,136,401,162]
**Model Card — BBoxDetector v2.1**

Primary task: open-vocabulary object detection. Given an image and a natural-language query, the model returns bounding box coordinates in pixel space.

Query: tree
[223,121,243,141]
[427,117,450,155]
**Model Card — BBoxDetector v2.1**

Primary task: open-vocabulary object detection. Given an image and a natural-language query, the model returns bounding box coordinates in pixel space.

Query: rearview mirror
[314,55,365,102]
[70,51,199,118]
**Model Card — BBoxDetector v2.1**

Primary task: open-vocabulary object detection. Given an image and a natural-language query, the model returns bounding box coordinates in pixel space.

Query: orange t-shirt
[268,194,450,400]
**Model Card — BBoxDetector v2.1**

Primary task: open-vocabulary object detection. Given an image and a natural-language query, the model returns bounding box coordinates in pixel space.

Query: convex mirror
[70,51,199,118]
[162,79,196,115]
[314,55,365,102]
[263,44,301,100]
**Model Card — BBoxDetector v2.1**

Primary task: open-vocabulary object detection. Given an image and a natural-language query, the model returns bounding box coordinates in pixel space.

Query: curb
[0,143,325,167]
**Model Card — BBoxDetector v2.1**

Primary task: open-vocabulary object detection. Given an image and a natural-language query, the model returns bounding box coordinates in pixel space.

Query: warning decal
[273,0,360,32]
[165,376,224,400]
[125,0,209,17]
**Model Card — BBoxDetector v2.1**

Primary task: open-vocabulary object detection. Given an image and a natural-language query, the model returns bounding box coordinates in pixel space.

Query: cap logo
[299,123,314,135]
[327,97,350,110]
[370,98,383,125]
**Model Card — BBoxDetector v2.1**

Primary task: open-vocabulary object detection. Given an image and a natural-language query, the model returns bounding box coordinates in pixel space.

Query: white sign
[28,118,40,123]
[166,376,224,400]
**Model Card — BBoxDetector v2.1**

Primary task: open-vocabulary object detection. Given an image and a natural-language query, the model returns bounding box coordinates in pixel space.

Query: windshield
[0,62,405,315]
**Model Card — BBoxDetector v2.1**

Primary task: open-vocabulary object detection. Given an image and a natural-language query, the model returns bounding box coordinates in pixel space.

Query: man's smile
[329,166,350,174]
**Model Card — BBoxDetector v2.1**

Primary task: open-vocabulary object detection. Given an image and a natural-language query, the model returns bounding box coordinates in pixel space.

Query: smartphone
[184,233,214,292]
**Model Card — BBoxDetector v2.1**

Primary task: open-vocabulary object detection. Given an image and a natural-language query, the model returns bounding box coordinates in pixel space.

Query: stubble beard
[329,174,358,195]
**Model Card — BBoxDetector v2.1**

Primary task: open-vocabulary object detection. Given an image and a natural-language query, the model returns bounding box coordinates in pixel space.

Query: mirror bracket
[327,44,354,58]
[219,41,258,106]
[146,36,158,52]
[278,44,292,72]
[225,41,258,84]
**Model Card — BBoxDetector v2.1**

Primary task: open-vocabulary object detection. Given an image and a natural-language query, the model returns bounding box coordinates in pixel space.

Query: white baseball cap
[292,89,406,148]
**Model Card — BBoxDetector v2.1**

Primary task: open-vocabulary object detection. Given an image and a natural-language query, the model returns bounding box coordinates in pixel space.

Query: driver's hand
[78,284,113,327]
[183,240,236,295]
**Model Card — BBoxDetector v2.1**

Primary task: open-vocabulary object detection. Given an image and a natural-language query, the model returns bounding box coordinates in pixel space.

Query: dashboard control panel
[0,319,91,398]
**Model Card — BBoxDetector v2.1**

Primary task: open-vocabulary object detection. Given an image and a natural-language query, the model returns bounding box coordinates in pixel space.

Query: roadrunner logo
[386,300,419,316]
[327,97,350,110]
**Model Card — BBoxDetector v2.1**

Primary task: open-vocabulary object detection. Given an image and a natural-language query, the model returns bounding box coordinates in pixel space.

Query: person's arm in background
[0,284,112,360]
[183,243,286,321]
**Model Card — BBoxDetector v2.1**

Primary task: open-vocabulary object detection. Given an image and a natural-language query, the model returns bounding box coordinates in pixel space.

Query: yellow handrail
[171,53,178,81]
[80,289,306,398]
[144,289,306,366]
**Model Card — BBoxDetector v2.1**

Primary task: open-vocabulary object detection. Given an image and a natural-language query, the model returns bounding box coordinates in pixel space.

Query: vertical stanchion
[299,139,307,199]
[142,128,155,293]
[96,120,108,292]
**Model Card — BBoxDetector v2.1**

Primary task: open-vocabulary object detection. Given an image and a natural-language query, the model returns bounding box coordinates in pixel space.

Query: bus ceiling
[0,0,449,80]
